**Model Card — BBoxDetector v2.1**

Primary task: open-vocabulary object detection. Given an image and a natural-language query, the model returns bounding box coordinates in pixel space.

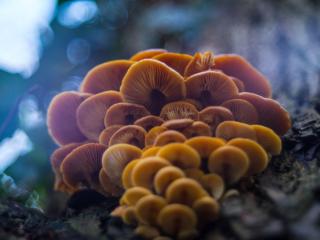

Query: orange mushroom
[109,125,147,148]
[145,126,168,146]
[182,121,212,138]
[141,146,161,157]
[98,125,123,146]
[121,159,140,189]
[154,166,186,195]
[153,52,192,76]
[160,101,199,121]
[134,115,164,131]
[122,187,152,206]
[184,51,215,77]
[130,48,168,61]
[215,121,257,141]
[154,130,187,146]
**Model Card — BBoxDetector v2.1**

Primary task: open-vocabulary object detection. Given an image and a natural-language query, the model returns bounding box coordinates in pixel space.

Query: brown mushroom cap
[184,51,215,77]
[109,125,147,148]
[104,102,150,127]
[154,166,186,195]
[227,138,269,175]
[80,60,134,94]
[134,115,164,131]
[130,48,168,61]
[215,121,257,141]
[199,106,234,134]
[161,119,194,131]
[221,98,258,124]
[154,130,187,146]
[120,59,186,114]
[76,91,123,141]
[145,126,168,146]
[214,54,272,97]
[201,173,225,199]
[237,92,291,135]
[185,70,238,107]
[251,125,282,155]
[99,169,123,196]
[182,121,212,138]
[102,144,142,186]
[122,187,152,206]
[99,125,123,146]
[153,52,192,76]
[47,91,91,145]
[160,101,199,121]
[60,143,107,191]
[192,196,220,224]
[208,145,249,184]
[231,77,245,92]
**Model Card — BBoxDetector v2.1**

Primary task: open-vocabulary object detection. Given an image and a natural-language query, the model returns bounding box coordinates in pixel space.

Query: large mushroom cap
[109,125,147,148]
[215,121,257,141]
[80,60,134,94]
[184,51,215,77]
[214,54,272,97]
[120,59,186,114]
[153,52,192,76]
[76,91,123,141]
[160,101,199,121]
[60,143,107,191]
[130,48,168,61]
[185,70,238,107]
[47,91,91,145]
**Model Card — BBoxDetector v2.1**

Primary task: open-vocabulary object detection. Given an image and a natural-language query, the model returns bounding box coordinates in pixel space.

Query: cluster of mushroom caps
[47,49,291,239]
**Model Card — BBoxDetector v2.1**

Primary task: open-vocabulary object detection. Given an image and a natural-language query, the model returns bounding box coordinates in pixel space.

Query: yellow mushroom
[154,166,186,195]
[215,121,256,141]
[251,125,282,155]
[141,146,161,157]
[122,159,140,189]
[122,187,152,206]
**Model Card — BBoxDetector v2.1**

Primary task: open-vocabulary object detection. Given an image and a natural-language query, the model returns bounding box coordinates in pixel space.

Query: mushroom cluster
[47,49,291,239]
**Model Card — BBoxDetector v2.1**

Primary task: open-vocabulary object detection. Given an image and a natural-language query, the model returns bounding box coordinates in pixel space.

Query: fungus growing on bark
[98,125,122,146]
[215,121,257,141]
[80,60,134,94]
[99,169,123,196]
[154,130,187,146]
[47,91,91,145]
[153,52,192,76]
[251,125,282,155]
[214,54,272,97]
[109,125,146,148]
[160,101,199,121]
[122,187,152,206]
[201,173,225,199]
[120,59,186,114]
[184,51,215,77]
[134,115,164,131]
[182,121,212,138]
[104,102,150,127]
[145,126,168,146]
[193,196,220,224]
[208,145,249,184]
[221,98,258,124]
[154,166,186,195]
[76,91,123,141]
[161,119,193,131]
[185,70,238,107]
[130,48,168,61]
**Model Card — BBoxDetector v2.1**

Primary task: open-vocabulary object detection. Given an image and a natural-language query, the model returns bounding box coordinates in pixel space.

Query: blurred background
[0,0,320,215]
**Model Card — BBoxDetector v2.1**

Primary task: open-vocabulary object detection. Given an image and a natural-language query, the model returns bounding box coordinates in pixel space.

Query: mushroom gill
[109,125,147,148]
[160,101,199,121]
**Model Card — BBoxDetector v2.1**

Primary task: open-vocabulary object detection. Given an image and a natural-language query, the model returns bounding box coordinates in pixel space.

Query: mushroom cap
[153,52,192,76]
[237,92,291,135]
[160,101,199,121]
[47,91,91,145]
[182,121,212,138]
[157,204,197,236]
[227,138,269,175]
[120,59,186,114]
[99,169,123,196]
[145,126,168,146]
[104,102,150,127]
[215,121,257,141]
[130,48,168,61]
[134,115,164,131]
[185,136,225,159]
[161,119,194,131]
[122,159,140,189]
[142,146,161,157]
[165,178,208,206]
[185,70,238,106]
[201,173,225,199]
[222,98,258,124]
[184,51,215,77]
[98,125,123,146]
[60,143,107,190]
[135,195,167,225]
[154,130,187,146]
[80,60,134,94]
[192,196,220,224]
[184,168,205,183]
[134,225,160,239]
[154,166,186,195]
[251,125,282,155]
[122,206,138,225]
[208,145,249,184]
[122,187,152,206]
[157,143,201,169]
[109,125,147,148]
[131,156,171,189]
[231,77,245,92]
[102,143,142,186]
[214,54,272,97]
[199,106,234,133]
[76,91,123,141]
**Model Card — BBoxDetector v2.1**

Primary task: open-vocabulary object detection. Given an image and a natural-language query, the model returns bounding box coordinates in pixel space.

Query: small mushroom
[199,106,234,133]
[131,156,171,189]
[109,125,147,148]
[135,225,160,239]
[104,102,150,127]
[122,206,138,225]
[135,195,167,225]
[201,174,225,199]
[154,166,186,195]
[215,121,257,141]
[47,91,91,145]
[154,130,187,146]
[120,59,186,114]
[153,52,192,76]
[102,144,142,187]
[160,101,199,121]
[60,143,107,191]
[80,60,134,94]
[227,138,269,175]
[221,98,258,124]
[122,159,140,189]
[184,51,215,77]
[182,121,212,138]
[142,146,161,157]
[208,145,249,184]
[231,77,245,92]
[99,169,123,196]
[157,204,197,236]
[130,48,168,61]
[122,187,152,206]
[134,115,164,131]
[184,168,205,183]
[145,126,168,146]
[192,196,220,224]
[214,54,272,97]
[185,70,238,107]
[76,91,123,141]
[157,143,201,169]
[98,125,123,146]
[161,119,194,131]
